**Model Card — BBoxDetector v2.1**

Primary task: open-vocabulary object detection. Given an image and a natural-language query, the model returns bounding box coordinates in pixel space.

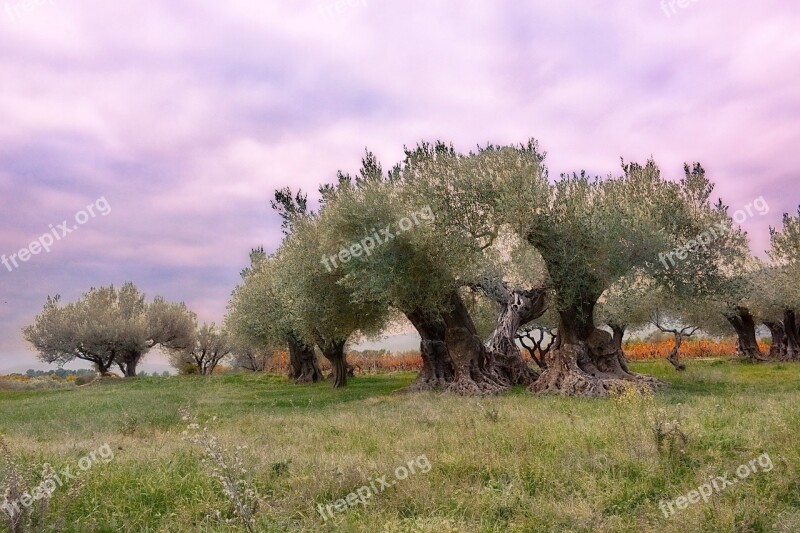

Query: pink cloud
[1,0,799,369]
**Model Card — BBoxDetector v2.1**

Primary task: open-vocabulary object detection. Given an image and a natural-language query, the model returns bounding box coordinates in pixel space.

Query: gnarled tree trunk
[94,349,116,375]
[404,309,455,392]
[610,324,626,357]
[485,287,549,385]
[116,349,142,377]
[119,359,138,377]
[531,302,662,396]
[287,333,323,383]
[318,338,348,388]
[764,321,786,360]
[405,288,540,395]
[666,334,687,371]
[726,307,767,361]
[783,310,800,361]
[517,328,556,369]
[442,291,507,395]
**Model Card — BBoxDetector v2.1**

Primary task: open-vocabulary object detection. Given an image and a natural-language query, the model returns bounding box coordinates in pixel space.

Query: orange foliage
[254,339,748,377]
[261,350,423,375]
[622,338,748,360]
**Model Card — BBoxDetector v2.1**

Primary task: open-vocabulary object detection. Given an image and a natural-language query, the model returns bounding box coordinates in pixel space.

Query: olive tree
[24,283,195,376]
[496,148,734,395]
[321,145,548,394]
[596,272,659,356]
[275,210,390,388]
[168,322,231,375]
[599,172,761,367]
[756,208,800,360]
[227,248,323,383]
[750,264,795,359]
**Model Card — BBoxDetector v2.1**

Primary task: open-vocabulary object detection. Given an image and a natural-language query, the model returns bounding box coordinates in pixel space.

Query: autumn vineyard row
[0,339,757,384]
[261,338,753,375]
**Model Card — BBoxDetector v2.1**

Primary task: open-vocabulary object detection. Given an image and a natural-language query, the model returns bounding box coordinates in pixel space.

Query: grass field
[1,359,799,532]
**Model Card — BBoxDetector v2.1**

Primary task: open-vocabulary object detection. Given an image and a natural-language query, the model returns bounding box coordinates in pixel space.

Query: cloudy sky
[1,0,798,372]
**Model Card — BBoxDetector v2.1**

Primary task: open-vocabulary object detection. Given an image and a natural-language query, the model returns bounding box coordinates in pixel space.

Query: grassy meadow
[1,359,799,532]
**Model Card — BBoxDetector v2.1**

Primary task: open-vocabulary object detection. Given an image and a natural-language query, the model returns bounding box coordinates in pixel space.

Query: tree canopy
[24,283,195,376]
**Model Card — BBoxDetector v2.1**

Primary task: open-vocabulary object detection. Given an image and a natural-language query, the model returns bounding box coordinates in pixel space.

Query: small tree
[649,305,699,371]
[24,283,195,377]
[169,323,231,376]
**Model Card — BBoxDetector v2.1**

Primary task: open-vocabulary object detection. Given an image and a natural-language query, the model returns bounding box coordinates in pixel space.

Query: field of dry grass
[0,358,798,532]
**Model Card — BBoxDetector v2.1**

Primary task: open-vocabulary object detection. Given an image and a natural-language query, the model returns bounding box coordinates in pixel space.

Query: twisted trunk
[783,310,800,361]
[610,323,628,363]
[442,292,507,395]
[666,333,687,371]
[405,287,539,395]
[287,333,323,383]
[726,307,767,361]
[318,338,348,388]
[88,348,116,375]
[116,349,142,377]
[485,288,548,385]
[764,321,786,360]
[120,359,138,377]
[531,302,661,396]
[404,309,454,392]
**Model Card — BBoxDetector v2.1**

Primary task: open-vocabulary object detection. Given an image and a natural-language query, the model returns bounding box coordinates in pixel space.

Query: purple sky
[1,0,799,372]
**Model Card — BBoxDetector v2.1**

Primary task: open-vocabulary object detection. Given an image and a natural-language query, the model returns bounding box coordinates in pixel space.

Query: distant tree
[598,169,758,367]
[755,208,800,360]
[229,346,269,372]
[168,323,231,376]
[161,371,170,378]
[24,283,195,377]
[274,213,389,388]
[596,272,658,358]
[227,249,323,382]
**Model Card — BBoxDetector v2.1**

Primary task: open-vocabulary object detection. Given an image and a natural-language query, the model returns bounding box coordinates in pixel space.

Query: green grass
[1,359,799,532]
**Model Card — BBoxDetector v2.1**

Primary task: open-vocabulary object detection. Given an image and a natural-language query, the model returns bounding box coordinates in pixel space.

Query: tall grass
[0,361,797,531]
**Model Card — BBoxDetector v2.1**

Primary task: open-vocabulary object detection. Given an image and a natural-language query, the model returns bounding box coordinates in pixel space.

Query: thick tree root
[444,370,508,396]
[492,350,540,386]
[399,338,454,393]
[404,368,508,395]
[530,331,664,397]
[444,326,510,396]
[403,374,450,393]
[291,361,323,383]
